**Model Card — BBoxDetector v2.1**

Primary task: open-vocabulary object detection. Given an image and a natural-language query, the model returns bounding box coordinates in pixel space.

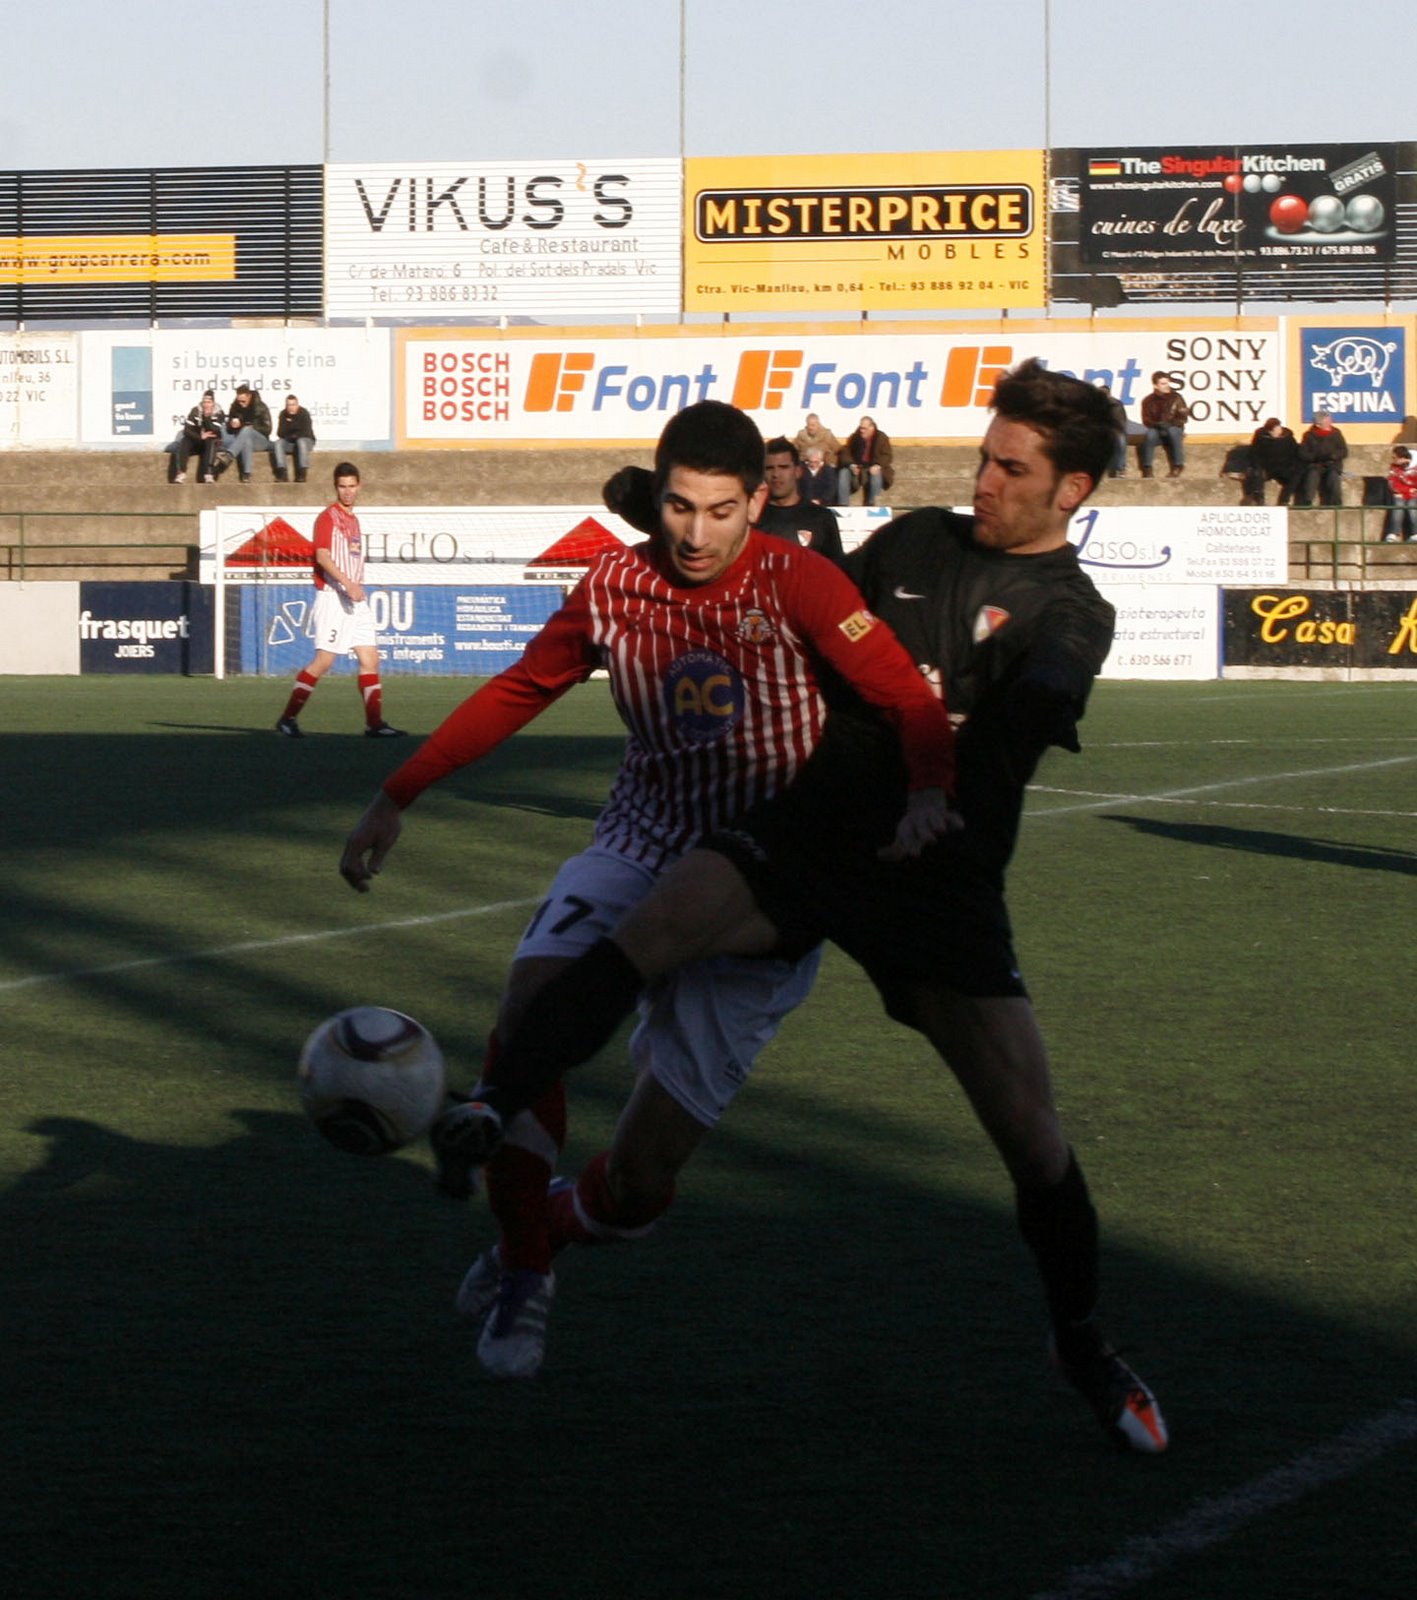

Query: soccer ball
[297,1006,446,1156]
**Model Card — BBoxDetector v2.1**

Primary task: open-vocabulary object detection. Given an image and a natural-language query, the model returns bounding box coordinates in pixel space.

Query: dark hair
[1151,370,1170,384]
[1394,446,1412,461]
[653,401,765,495]
[990,358,1114,490]
[332,461,361,484]
[1263,417,1282,431]
[764,436,800,465]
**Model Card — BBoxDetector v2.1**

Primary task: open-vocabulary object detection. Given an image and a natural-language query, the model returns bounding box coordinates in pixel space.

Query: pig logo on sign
[1308,336,1398,389]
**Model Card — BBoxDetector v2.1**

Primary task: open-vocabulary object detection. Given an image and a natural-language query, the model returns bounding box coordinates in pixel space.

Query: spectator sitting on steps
[171,391,226,484]
[272,395,317,483]
[837,414,894,506]
[222,383,273,484]
[1139,372,1188,480]
[1296,410,1348,507]
[1382,446,1417,542]
[800,446,837,506]
[1242,418,1300,506]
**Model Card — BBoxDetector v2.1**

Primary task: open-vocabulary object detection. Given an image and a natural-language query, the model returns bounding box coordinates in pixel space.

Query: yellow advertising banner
[684,151,1046,312]
[0,234,238,285]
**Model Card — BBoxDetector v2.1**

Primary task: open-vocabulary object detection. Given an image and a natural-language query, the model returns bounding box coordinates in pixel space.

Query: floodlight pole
[322,0,332,163]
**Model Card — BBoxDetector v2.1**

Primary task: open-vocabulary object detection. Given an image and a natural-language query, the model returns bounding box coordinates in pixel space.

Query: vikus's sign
[1300,325,1405,422]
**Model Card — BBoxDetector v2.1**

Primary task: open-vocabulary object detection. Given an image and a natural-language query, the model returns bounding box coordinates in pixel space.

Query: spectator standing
[173,391,226,484]
[792,413,843,480]
[223,383,273,483]
[275,462,406,739]
[1243,418,1301,506]
[272,395,317,483]
[1139,372,1188,479]
[758,437,844,559]
[1297,411,1348,507]
[838,415,894,506]
[1383,446,1417,541]
[800,447,836,506]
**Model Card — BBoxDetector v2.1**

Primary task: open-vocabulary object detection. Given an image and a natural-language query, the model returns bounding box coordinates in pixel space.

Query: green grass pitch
[2,674,1414,1599]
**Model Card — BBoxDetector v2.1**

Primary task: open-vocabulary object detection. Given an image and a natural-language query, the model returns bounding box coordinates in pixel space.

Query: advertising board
[399,325,1283,445]
[1078,144,1398,269]
[325,160,681,320]
[79,329,392,446]
[684,151,1045,312]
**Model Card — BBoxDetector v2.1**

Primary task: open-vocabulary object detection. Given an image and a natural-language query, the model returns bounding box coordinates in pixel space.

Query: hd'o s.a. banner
[1078,143,1398,269]
[684,152,1045,312]
[325,161,681,320]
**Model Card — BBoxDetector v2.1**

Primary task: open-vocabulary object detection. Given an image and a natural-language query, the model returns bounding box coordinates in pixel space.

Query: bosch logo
[664,650,742,742]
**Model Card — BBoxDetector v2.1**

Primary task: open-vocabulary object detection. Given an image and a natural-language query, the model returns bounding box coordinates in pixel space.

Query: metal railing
[0,511,196,582]
[1287,506,1417,585]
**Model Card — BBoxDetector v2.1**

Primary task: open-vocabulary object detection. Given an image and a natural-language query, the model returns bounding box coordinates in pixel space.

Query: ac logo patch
[664,649,743,742]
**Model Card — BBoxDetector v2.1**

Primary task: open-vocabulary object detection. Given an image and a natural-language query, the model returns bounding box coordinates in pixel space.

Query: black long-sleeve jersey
[837,507,1115,874]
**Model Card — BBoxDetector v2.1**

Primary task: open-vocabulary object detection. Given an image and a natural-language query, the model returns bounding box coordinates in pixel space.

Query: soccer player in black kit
[432,361,1168,1452]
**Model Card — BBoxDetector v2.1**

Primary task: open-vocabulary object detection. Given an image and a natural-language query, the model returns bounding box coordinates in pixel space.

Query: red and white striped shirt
[384,532,951,870]
[312,502,363,591]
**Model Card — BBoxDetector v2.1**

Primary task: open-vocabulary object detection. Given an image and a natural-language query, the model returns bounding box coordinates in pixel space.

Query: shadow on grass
[3,1071,1414,1600]
[1102,814,1417,875]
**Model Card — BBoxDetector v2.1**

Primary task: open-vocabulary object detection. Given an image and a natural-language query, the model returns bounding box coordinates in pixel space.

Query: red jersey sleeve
[382,585,600,808]
[777,547,954,793]
[311,507,333,588]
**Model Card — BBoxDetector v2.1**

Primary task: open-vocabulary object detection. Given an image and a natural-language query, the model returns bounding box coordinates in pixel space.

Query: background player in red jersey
[276,461,405,739]
[338,401,956,1376]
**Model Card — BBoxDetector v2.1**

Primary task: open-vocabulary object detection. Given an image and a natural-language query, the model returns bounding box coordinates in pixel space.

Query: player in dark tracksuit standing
[428,362,1167,1453]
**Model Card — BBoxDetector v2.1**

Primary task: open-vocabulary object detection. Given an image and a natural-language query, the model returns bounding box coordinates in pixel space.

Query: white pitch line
[1029,753,1417,819]
[1030,1401,1417,1600]
[6,754,1414,995]
[1031,790,1417,822]
[0,897,539,996]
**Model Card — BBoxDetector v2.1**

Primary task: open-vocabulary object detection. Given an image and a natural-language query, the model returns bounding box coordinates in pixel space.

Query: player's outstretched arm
[339,790,403,892]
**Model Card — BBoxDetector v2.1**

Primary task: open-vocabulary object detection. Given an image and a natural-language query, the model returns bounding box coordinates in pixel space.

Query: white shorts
[514,844,822,1128]
[311,586,377,655]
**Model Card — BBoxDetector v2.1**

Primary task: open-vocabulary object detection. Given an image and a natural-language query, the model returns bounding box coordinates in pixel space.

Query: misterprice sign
[399,327,1283,443]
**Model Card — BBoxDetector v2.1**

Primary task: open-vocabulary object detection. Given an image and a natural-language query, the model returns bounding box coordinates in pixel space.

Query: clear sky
[2,0,1407,170]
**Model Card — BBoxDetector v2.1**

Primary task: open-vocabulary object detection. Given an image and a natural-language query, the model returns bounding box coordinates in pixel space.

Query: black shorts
[705,713,1027,1016]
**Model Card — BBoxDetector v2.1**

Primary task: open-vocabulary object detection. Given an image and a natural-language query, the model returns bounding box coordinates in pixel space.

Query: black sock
[488,937,644,1117]
[1015,1150,1101,1357]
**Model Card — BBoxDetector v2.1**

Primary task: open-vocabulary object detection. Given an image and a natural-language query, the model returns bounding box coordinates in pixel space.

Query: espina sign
[684,151,1045,312]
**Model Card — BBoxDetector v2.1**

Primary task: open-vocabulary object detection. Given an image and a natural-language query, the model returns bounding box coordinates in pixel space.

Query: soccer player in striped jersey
[430,365,1168,1452]
[276,462,405,739]
[338,400,955,1377]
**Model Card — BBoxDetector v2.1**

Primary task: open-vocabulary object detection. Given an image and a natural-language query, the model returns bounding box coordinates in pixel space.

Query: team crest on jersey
[838,608,878,643]
[796,529,813,547]
[664,649,743,742]
[973,605,1010,643]
[736,607,776,645]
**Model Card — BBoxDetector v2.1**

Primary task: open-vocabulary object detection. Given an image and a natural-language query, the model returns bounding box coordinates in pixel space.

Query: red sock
[281,669,318,721]
[483,1081,566,1274]
[548,1150,674,1253]
[358,672,383,728]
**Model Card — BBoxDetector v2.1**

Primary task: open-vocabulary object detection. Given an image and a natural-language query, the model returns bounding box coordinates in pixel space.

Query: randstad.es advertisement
[1080,143,1398,268]
[683,151,1045,312]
